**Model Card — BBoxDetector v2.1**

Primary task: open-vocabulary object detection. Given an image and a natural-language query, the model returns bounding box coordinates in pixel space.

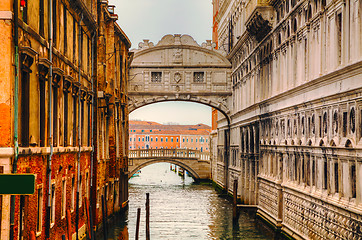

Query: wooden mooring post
[135,208,141,240]
[101,195,108,240]
[233,179,238,221]
[146,193,150,240]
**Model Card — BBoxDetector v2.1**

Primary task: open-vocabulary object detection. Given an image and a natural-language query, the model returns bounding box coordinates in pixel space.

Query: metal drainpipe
[89,32,95,240]
[9,0,19,239]
[75,14,83,240]
[46,0,54,237]
[113,43,117,214]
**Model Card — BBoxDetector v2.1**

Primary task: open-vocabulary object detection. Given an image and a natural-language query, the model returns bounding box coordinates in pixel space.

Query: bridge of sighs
[127,34,232,179]
[128,34,232,117]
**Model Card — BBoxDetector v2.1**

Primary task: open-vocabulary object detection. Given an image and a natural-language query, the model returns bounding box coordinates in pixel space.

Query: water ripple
[107,163,275,240]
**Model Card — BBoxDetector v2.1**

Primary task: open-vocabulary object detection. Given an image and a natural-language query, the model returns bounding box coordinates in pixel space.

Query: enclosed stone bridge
[128,149,211,180]
[128,34,232,119]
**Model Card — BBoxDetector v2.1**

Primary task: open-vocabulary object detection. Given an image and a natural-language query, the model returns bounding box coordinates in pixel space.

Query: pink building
[129,121,210,152]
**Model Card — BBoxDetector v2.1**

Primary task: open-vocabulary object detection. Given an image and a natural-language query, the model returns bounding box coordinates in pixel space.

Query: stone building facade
[92,2,131,235]
[0,0,130,239]
[213,0,362,239]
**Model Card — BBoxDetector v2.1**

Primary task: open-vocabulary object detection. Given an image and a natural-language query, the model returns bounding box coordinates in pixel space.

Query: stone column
[240,155,244,203]
[277,153,283,182]
[276,152,283,226]
[250,158,256,205]
[164,71,170,91]
[245,159,250,204]
[357,161,361,205]
[185,71,191,91]
[282,153,288,182]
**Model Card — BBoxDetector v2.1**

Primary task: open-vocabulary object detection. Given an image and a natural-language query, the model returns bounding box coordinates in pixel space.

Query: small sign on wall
[0,174,35,195]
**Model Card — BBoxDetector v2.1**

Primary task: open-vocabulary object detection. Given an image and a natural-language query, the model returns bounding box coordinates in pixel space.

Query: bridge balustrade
[129,149,210,161]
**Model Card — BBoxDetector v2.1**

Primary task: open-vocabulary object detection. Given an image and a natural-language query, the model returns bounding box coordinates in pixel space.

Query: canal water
[107,163,276,240]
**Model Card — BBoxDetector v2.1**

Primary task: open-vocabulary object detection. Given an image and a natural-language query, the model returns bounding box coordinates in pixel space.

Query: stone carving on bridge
[138,39,154,49]
[217,96,227,106]
[129,34,232,117]
[174,72,182,83]
[173,49,183,63]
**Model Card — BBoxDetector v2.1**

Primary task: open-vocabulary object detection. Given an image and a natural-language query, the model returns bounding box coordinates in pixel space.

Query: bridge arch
[129,158,201,180]
[128,34,232,123]
[129,99,231,124]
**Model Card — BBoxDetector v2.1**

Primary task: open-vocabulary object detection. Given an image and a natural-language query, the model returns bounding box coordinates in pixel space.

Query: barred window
[351,164,356,198]
[343,111,348,137]
[350,107,356,133]
[193,72,204,82]
[151,72,162,82]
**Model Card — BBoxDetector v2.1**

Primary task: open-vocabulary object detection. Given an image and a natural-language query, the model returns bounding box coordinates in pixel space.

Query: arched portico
[128,34,232,121]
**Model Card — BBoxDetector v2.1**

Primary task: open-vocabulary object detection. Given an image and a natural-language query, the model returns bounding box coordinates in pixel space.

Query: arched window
[250,127,254,153]
[287,119,291,136]
[321,0,326,8]
[333,111,338,134]
[314,0,318,12]
[292,18,297,33]
[278,33,282,45]
[345,139,353,148]
[323,112,328,135]
[350,107,356,133]
[307,5,312,21]
[246,129,249,153]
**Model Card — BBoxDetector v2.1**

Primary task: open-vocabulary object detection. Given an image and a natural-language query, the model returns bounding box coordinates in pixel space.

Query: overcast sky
[110,0,213,47]
[110,0,213,126]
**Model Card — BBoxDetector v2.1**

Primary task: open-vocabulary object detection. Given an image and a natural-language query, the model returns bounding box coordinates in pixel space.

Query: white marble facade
[213,0,362,239]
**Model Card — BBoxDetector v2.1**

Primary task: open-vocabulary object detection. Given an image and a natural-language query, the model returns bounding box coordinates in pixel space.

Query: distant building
[129,121,211,152]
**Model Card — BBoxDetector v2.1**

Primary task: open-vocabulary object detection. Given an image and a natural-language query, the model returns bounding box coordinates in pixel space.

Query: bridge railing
[129,149,210,161]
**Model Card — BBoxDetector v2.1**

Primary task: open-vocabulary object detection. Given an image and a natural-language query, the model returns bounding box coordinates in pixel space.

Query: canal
[107,162,276,239]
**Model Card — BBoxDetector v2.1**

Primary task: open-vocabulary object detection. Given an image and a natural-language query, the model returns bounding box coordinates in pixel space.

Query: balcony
[244,0,274,41]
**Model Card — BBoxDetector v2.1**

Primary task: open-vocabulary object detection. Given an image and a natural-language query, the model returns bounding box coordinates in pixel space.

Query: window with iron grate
[193,72,204,83]
[151,72,162,82]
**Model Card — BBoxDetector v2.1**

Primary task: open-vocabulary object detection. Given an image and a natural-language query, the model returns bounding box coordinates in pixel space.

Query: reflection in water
[107,163,275,240]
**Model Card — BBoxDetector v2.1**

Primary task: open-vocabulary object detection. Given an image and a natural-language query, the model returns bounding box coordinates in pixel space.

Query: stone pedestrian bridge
[128,34,232,119]
[128,149,211,180]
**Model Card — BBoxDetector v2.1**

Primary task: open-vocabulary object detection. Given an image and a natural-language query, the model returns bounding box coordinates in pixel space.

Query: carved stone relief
[174,72,182,83]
